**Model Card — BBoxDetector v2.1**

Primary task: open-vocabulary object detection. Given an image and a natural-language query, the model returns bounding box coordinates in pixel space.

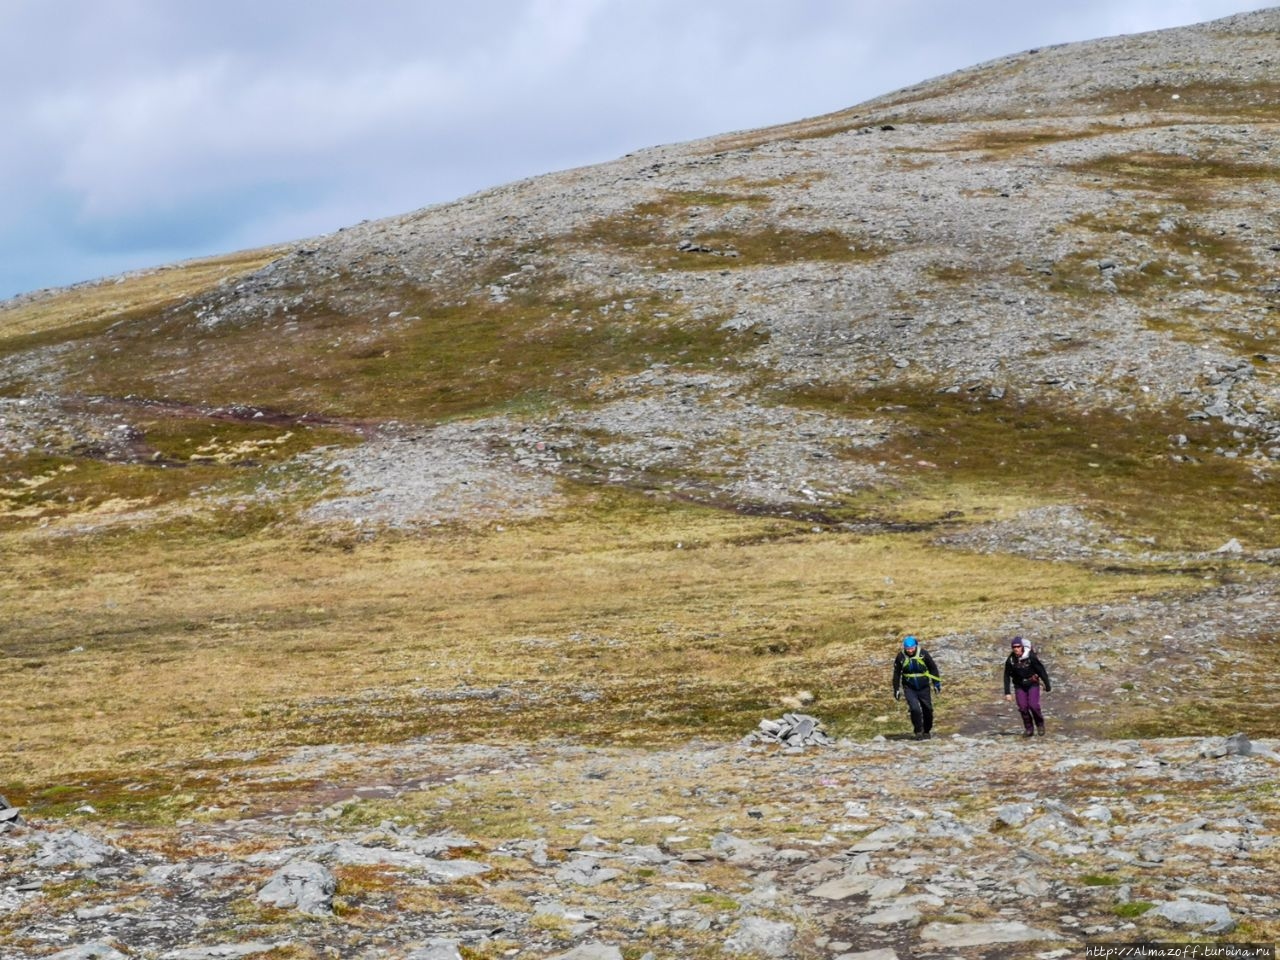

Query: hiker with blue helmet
[892,635,942,740]
[1003,636,1051,736]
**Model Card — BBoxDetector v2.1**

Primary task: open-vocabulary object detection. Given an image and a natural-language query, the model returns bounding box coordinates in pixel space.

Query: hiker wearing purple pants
[1003,636,1052,736]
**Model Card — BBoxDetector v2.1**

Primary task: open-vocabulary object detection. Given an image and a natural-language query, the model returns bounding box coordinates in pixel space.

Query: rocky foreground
[2,728,1276,959]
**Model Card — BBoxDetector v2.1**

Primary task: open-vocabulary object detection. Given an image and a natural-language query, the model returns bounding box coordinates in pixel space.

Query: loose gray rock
[995,802,1036,827]
[743,713,835,747]
[406,941,464,960]
[554,857,623,887]
[920,920,1062,946]
[1080,803,1113,823]
[36,831,116,867]
[162,945,282,960]
[858,902,922,926]
[809,873,882,900]
[255,860,336,915]
[307,840,489,880]
[0,794,23,831]
[724,917,797,957]
[1198,732,1252,758]
[1150,899,1235,933]
[1175,831,1247,853]
[549,945,624,960]
[47,945,129,960]
[711,832,776,865]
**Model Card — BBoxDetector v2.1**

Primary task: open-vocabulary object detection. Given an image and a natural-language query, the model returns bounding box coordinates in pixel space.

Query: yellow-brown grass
[0,486,1188,796]
[0,247,286,342]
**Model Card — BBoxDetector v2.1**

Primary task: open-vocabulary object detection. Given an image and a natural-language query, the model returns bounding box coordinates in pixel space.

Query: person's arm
[892,654,903,696]
[1003,658,1013,698]
[925,651,941,690]
[1034,655,1051,692]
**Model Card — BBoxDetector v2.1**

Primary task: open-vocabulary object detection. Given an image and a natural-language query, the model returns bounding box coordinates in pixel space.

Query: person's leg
[1027,685,1044,734]
[1015,688,1034,734]
[903,686,924,737]
[919,685,934,736]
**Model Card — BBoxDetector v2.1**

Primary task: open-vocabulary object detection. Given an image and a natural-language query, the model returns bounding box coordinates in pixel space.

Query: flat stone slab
[858,902,921,926]
[549,945,623,960]
[809,873,880,900]
[163,944,283,960]
[405,942,463,960]
[48,945,131,960]
[306,841,489,880]
[1150,899,1235,932]
[36,831,116,868]
[920,920,1062,946]
[256,860,336,915]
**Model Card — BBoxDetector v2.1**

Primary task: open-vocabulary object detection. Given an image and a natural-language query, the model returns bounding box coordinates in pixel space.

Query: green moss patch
[1067,151,1280,210]
[929,125,1108,156]
[577,190,884,270]
[783,381,1280,551]
[22,260,751,423]
[1144,311,1280,359]
[1081,873,1122,886]
[1037,199,1269,312]
[1093,80,1280,119]
[1113,901,1156,918]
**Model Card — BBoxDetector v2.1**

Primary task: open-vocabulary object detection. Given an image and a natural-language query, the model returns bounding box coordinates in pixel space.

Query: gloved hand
[933,681,942,693]
[893,688,902,701]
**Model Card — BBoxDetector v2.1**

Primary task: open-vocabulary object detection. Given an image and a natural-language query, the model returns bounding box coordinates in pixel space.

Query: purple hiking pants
[1015,685,1043,733]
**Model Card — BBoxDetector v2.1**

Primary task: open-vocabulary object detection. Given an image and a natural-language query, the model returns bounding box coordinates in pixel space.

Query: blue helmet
[903,635,918,650]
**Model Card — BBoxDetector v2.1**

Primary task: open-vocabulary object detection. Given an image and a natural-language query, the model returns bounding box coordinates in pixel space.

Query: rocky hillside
[1,8,1279,960]
[2,8,1278,538]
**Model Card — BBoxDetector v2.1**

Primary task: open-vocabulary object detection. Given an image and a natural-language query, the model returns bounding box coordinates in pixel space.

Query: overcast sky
[1,1,1273,300]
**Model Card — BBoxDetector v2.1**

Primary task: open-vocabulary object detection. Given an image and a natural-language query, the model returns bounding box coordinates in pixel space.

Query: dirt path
[952,672,1098,740]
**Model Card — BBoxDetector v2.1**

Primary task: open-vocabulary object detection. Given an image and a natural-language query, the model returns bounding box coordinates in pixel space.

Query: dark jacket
[1004,651,1051,694]
[893,648,941,692]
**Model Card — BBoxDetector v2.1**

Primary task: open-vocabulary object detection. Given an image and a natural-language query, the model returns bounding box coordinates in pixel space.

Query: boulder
[1150,899,1235,933]
[36,831,116,868]
[1198,732,1252,758]
[256,860,336,915]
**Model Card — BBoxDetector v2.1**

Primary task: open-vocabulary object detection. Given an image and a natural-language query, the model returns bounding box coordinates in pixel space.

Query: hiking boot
[913,732,925,741]
[1022,730,1034,737]
[1036,726,1045,736]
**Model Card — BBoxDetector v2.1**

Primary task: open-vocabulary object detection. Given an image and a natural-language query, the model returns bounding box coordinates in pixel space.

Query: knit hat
[1010,636,1024,648]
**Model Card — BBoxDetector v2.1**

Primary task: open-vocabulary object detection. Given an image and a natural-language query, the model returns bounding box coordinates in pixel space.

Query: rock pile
[1197,732,1258,759]
[0,796,22,834]
[742,713,835,748]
